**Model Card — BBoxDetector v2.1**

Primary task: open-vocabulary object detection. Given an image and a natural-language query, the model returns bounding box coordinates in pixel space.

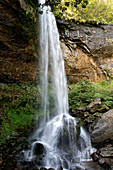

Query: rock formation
[57,20,113,83]
[0,0,38,83]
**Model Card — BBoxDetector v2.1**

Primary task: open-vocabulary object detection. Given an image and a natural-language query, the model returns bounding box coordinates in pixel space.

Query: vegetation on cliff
[69,80,113,110]
[54,0,113,23]
[0,83,39,145]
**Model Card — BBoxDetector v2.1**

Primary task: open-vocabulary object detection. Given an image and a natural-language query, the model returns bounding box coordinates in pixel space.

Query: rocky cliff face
[0,2,113,84]
[0,0,38,83]
[57,20,113,83]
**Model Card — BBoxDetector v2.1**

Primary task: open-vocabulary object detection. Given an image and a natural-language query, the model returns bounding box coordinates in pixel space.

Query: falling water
[39,3,68,124]
[20,0,95,169]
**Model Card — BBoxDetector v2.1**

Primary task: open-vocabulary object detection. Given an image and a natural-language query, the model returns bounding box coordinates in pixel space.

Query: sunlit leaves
[54,0,113,23]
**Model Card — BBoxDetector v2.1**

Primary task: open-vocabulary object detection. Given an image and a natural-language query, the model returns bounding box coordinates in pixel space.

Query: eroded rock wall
[57,20,113,83]
[0,0,38,83]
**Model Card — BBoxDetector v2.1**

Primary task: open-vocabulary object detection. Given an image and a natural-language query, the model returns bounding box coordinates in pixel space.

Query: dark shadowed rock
[91,151,100,161]
[40,168,47,170]
[33,143,46,156]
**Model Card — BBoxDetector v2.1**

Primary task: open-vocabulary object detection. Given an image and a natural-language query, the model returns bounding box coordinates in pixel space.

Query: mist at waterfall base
[19,1,95,169]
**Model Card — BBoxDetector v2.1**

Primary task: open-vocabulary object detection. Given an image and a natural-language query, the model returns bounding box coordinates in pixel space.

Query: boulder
[90,109,113,145]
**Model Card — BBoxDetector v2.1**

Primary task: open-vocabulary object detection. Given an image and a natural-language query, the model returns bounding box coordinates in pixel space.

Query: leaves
[69,80,95,110]
[0,83,38,145]
[68,80,113,112]
[54,0,113,23]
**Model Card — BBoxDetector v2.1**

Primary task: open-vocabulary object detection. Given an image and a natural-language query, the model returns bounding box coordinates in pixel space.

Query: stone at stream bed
[91,147,113,168]
[100,147,113,158]
[17,161,39,170]
[90,109,113,145]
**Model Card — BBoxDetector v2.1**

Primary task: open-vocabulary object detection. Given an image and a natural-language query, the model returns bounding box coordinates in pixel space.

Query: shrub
[68,80,113,112]
[68,80,95,111]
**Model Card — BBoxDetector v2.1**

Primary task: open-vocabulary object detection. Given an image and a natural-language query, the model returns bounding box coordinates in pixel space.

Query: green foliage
[69,80,95,110]
[69,80,113,112]
[93,80,113,109]
[0,83,39,145]
[54,0,113,23]
[25,0,39,8]
[0,82,58,145]
[77,0,113,23]
[19,0,39,22]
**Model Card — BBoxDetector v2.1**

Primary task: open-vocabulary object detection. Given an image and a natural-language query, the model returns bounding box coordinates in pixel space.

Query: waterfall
[39,4,68,124]
[20,1,95,169]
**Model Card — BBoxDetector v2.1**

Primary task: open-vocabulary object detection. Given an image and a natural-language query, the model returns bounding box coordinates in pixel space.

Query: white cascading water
[22,0,95,169]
